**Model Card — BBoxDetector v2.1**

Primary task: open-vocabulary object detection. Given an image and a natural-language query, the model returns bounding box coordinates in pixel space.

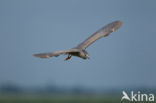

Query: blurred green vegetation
[0,84,155,103]
[0,94,121,103]
[1,94,156,103]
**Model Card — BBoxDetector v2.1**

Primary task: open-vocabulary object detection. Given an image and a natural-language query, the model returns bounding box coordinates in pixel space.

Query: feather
[76,21,122,49]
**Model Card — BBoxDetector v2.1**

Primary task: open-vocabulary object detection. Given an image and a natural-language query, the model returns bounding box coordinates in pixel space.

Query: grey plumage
[33,21,122,60]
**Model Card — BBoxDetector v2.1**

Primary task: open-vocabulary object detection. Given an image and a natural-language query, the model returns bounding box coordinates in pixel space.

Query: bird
[33,21,122,60]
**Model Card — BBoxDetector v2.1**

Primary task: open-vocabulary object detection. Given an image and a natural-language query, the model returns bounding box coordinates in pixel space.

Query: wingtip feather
[33,53,51,58]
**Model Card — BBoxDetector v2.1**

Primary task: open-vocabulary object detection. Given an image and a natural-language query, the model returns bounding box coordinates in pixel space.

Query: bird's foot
[64,55,72,61]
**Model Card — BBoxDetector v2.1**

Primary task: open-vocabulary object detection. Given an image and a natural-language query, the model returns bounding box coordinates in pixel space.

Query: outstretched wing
[33,49,79,58]
[76,21,122,50]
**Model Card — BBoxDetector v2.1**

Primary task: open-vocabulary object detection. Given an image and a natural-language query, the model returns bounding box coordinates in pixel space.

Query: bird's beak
[86,54,90,59]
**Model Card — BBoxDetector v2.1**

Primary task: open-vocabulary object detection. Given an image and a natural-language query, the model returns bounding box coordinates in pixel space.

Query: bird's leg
[64,55,72,61]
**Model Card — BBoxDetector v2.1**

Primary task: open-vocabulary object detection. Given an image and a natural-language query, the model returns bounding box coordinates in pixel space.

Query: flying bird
[33,21,122,60]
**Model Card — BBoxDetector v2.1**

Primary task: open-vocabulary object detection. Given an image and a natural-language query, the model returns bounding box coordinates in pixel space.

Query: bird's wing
[33,49,79,58]
[76,21,122,50]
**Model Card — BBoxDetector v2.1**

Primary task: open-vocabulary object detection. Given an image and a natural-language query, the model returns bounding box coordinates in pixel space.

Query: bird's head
[81,50,89,59]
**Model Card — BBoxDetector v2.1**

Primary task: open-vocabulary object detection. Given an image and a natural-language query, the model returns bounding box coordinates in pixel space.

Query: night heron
[33,21,122,60]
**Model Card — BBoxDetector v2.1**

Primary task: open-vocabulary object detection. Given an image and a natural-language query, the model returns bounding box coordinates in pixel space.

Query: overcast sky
[0,0,156,89]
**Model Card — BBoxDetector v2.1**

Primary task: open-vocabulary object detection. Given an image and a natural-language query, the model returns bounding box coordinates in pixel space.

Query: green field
[0,94,122,103]
[1,94,156,103]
